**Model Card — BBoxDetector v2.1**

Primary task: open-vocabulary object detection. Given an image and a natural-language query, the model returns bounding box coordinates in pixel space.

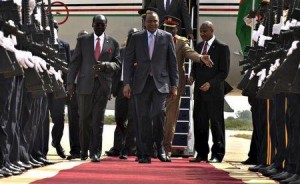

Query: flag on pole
[236,0,262,55]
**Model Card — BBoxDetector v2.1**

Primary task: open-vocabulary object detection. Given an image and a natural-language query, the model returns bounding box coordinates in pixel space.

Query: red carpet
[32,157,244,184]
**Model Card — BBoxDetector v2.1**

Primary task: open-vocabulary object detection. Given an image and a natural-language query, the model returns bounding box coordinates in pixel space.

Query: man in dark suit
[148,0,193,39]
[108,28,139,159]
[163,16,213,161]
[189,21,230,163]
[123,11,178,163]
[67,14,121,162]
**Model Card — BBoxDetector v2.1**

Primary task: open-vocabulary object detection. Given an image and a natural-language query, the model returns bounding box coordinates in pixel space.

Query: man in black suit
[189,21,230,163]
[67,14,120,162]
[42,22,71,160]
[123,11,178,163]
[148,0,193,39]
[108,28,139,159]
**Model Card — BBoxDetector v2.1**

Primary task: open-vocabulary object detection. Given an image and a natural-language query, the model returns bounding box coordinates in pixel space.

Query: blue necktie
[148,34,155,59]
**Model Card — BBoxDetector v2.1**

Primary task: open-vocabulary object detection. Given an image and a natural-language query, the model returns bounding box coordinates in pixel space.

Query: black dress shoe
[67,154,81,160]
[248,164,266,172]
[52,143,66,159]
[30,157,44,167]
[0,167,13,177]
[90,154,100,162]
[138,157,151,164]
[258,163,275,173]
[157,154,167,162]
[26,161,42,168]
[36,157,55,165]
[5,164,22,173]
[1,166,22,176]
[15,161,32,170]
[280,174,300,184]
[189,156,208,162]
[105,148,120,156]
[241,157,257,165]
[207,157,221,163]
[80,151,88,160]
[290,178,300,184]
[119,154,128,159]
[262,167,282,177]
[10,163,25,172]
[272,171,293,181]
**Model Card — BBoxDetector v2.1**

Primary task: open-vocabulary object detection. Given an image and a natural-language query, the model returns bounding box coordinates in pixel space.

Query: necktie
[94,37,101,60]
[148,34,155,59]
[202,41,208,55]
[166,0,170,11]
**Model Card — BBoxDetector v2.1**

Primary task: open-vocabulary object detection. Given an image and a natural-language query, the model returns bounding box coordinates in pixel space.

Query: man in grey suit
[148,0,193,39]
[67,14,121,162]
[123,11,178,163]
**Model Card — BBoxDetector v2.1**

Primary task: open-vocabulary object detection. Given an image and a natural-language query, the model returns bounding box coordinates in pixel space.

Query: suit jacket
[148,0,193,35]
[175,35,200,95]
[191,39,230,101]
[123,29,178,94]
[67,33,120,95]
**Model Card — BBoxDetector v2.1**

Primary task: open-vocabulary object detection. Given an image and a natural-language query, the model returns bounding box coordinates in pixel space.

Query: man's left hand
[170,87,178,100]
[200,82,210,92]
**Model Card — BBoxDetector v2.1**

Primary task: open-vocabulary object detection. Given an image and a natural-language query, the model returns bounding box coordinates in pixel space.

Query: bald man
[189,21,230,163]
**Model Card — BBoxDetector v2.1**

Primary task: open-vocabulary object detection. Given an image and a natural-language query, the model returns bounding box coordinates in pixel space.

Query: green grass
[104,115,116,125]
[231,134,252,140]
[225,117,253,131]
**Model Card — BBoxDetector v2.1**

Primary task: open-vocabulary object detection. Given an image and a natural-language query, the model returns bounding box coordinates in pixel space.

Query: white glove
[53,69,64,83]
[257,69,266,87]
[287,40,299,56]
[15,50,35,69]
[252,25,265,42]
[249,70,255,80]
[290,19,298,27]
[0,31,4,46]
[35,56,48,71]
[1,37,16,52]
[274,58,280,68]
[47,66,56,75]
[258,35,272,47]
[272,16,284,35]
[29,56,44,72]
[29,0,36,16]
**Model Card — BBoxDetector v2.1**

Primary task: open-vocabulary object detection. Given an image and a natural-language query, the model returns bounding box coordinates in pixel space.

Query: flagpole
[251,0,256,47]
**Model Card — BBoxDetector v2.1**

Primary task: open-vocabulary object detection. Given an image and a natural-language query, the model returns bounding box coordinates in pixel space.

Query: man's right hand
[123,84,132,99]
